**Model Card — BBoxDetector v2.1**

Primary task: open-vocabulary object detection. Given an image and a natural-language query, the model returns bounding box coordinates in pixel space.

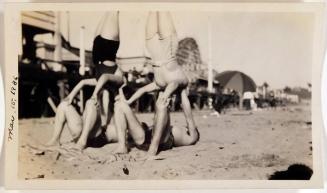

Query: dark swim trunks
[92,35,119,65]
[92,35,119,80]
[92,35,121,92]
[87,127,109,148]
[158,132,174,151]
[94,63,118,81]
[135,123,174,152]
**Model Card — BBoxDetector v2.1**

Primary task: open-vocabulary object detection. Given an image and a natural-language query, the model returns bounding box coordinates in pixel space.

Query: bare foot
[114,146,128,154]
[74,142,86,151]
[147,146,158,157]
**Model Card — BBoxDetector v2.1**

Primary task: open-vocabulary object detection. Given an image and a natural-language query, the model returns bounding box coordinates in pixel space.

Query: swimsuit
[87,126,109,148]
[158,132,174,151]
[94,63,118,81]
[92,35,120,92]
[92,35,119,65]
[146,34,178,67]
[135,123,174,152]
[92,35,119,80]
[146,34,189,88]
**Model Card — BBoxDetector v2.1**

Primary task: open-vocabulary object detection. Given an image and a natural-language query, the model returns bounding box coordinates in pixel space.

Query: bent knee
[57,101,70,112]
[189,130,200,145]
[114,101,123,111]
[85,99,98,108]
[116,101,129,112]
[71,130,81,140]
[134,134,145,146]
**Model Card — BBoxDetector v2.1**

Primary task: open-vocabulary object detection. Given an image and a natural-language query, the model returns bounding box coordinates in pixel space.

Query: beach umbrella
[215,71,256,94]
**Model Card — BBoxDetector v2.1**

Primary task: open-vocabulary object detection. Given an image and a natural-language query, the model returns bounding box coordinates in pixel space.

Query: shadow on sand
[269,164,313,180]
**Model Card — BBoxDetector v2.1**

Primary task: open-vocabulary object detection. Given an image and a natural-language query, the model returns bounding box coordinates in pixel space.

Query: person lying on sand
[44,86,199,156]
[45,11,123,148]
[113,89,200,159]
[124,11,198,157]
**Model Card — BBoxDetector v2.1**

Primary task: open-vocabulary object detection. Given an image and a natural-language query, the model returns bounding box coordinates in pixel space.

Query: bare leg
[158,11,176,39]
[113,102,129,154]
[46,101,83,146]
[105,119,118,143]
[147,93,170,156]
[161,82,179,101]
[172,89,199,146]
[146,11,158,40]
[97,11,119,41]
[113,101,145,153]
[75,98,101,150]
[181,89,197,139]
[46,102,67,146]
[101,90,110,126]
[119,102,145,145]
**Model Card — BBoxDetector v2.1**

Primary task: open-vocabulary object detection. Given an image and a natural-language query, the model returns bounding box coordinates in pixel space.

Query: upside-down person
[115,11,199,157]
[45,11,123,149]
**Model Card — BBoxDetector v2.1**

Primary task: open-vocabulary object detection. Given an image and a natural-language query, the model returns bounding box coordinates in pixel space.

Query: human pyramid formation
[45,11,200,160]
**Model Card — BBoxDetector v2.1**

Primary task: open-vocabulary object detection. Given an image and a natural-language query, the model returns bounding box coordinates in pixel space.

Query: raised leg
[158,11,176,39]
[172,89,199,146]
[161,82,179,101]
[147,93,170,156]
[146,11,158,40]
[119,102,145,145]
[75,98,101,150]
[46,101,83,146]
[101,90,110,126]
[181,89,197,139]
[113,101,145,153]
[113,102,129,154]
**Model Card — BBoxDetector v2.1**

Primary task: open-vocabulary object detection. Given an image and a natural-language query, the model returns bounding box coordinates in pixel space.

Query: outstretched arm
[92,73,124,98]
[126,82,159,105]
[66,78,97,104]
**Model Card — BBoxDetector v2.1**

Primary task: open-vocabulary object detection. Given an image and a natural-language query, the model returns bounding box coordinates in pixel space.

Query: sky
[57,11,314,89]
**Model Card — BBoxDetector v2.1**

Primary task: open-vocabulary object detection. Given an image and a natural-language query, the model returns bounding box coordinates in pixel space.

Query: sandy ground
[18,103,312,180]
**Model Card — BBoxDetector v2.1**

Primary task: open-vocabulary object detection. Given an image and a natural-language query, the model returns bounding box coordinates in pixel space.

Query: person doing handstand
[115,11,199,156]
[45,11,123,149]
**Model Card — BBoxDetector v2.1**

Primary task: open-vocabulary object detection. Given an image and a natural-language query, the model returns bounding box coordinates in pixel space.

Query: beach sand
[18,103,312,180]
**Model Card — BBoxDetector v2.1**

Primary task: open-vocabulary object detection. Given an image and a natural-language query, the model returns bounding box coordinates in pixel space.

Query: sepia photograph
[4,2,325,189]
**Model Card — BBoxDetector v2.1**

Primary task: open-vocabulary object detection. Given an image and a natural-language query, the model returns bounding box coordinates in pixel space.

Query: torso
[147,33,188,89]
[146,34,177,63]
[153,62,189,89]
